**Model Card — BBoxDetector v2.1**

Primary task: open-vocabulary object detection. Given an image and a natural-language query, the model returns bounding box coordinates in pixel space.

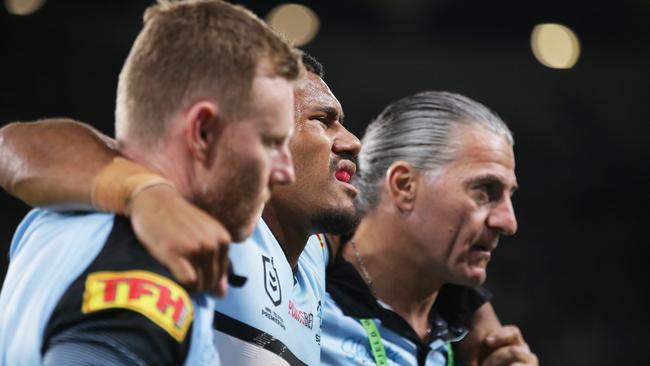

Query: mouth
[334,160,358,195]
[470,242,497,252]
[335,160,356,183]
[335,170,351,183]
[468,242,497,264]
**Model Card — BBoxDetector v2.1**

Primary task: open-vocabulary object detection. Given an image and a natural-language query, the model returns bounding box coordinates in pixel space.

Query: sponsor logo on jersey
[261,306,286,330]
[263,255,282,306]
[288,299,314,330]
[82,270,193,341]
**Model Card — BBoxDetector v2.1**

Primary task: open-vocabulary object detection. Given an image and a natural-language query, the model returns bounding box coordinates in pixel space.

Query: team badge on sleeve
[82,270,193,341]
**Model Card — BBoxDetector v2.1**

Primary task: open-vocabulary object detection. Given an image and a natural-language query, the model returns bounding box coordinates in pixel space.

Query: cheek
[247,151,270,187]
[450,213,485,255]
[291,138,331,182]
[225,142,268,190]
[426,208,473,257]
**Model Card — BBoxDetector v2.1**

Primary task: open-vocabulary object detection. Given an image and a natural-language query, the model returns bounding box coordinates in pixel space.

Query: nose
[332,125,361,157]
[270,140,295,186]
[487,198,518,236]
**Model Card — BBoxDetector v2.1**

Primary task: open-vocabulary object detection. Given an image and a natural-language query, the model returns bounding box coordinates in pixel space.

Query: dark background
[1,1,648,364]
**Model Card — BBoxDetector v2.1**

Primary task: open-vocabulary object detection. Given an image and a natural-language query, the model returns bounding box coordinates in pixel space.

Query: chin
[231,209,264,242]
[232,220,257,242]
[468,273,487,287]
[311,206,359,234]
[238,203,264,241]
[454,268,487,288]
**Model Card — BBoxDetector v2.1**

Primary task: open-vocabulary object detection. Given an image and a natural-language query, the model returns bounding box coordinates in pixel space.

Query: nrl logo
[262,255,282,306]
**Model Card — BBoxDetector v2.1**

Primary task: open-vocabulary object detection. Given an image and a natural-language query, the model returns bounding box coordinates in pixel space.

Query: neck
[344,210,443,340]
[262,202,311,269]
[120,140,193,199]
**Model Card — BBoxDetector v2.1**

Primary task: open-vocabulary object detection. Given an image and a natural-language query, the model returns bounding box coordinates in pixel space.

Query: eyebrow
[313,106,344,123]
[471,173,519,194]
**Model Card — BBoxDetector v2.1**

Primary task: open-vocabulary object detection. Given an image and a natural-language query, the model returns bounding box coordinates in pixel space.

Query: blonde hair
[115,0,302,144]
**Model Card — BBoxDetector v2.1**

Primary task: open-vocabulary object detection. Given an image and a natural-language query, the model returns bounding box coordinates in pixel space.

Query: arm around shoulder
[0,118,119,209]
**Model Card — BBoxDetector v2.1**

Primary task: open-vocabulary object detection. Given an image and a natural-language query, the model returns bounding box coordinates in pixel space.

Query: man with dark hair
[0,0,301,364]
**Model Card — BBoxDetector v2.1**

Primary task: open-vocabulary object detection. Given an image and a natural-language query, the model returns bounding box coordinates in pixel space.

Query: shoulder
[42,215,194,365]
[9,209,114,259]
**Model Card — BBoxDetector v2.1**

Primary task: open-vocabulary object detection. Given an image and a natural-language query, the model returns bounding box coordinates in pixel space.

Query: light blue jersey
[320,243,489,366]
[0,209,217,366]
[321,292,464,366]
[214,219,328,366]
[0,210,113,366]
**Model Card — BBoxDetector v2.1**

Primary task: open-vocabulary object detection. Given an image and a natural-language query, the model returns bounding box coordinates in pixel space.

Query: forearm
[0,119,119,209]
[1,119,232,293]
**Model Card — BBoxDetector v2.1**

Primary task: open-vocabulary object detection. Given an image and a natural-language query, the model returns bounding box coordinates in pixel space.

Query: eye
[472,180,505,205]
[312,115,331,127]
[471,184,491,204]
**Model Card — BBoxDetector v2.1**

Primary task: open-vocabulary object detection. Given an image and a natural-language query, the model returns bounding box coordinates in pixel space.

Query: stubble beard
[203,167,265,242]
[309,206,360,236]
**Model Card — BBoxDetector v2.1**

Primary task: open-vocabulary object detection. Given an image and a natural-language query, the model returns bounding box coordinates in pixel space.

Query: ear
[184,100,221,163]
[385,160,417,213]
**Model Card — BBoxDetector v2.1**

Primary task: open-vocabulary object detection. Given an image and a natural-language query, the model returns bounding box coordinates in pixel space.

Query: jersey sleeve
[42,216,194,365]
[44,309,192,365]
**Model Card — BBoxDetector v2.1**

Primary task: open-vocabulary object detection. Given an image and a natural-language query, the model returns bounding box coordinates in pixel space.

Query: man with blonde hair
[0,0,301,364]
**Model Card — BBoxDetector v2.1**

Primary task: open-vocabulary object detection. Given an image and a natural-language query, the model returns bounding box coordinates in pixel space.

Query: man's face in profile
[408,125,518,287]
[269,71,361,234]
[200,73,296,241]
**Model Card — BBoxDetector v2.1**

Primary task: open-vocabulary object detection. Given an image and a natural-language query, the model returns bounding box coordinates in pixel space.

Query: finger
[207,242,225,293]
[210,251,221,294]
[506,353,538,366]
[518,351,538,366]
[485,326,525,349]
[215,272,229,298]
[167,257,198,290]
[214,256,230,297]
[481,345,534,366]
[195,246,216,293]
[213,246,230,297]
[194,264,205,292]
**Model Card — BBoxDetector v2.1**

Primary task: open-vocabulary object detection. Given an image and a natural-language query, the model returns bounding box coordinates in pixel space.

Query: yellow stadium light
[267,3,320,47]
[4,0,46,15]
[531,23,581,69]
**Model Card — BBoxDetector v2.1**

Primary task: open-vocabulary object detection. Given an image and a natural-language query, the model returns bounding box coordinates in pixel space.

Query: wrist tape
[91,157,174,215]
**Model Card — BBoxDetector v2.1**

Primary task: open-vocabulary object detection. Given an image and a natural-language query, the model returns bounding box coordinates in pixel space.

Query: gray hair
[354,91,513,213]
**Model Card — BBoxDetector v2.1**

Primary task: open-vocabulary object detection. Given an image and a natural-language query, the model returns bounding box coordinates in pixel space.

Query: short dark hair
[301,51,324,78]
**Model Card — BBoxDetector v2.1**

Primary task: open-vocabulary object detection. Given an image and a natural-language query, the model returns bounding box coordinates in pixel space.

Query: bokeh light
[4,0,46,15]
[267,3,320,47]
[531,23,581,69]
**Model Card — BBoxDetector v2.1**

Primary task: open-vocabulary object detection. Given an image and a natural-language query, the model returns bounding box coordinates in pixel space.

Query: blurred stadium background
[1,0,649,364]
